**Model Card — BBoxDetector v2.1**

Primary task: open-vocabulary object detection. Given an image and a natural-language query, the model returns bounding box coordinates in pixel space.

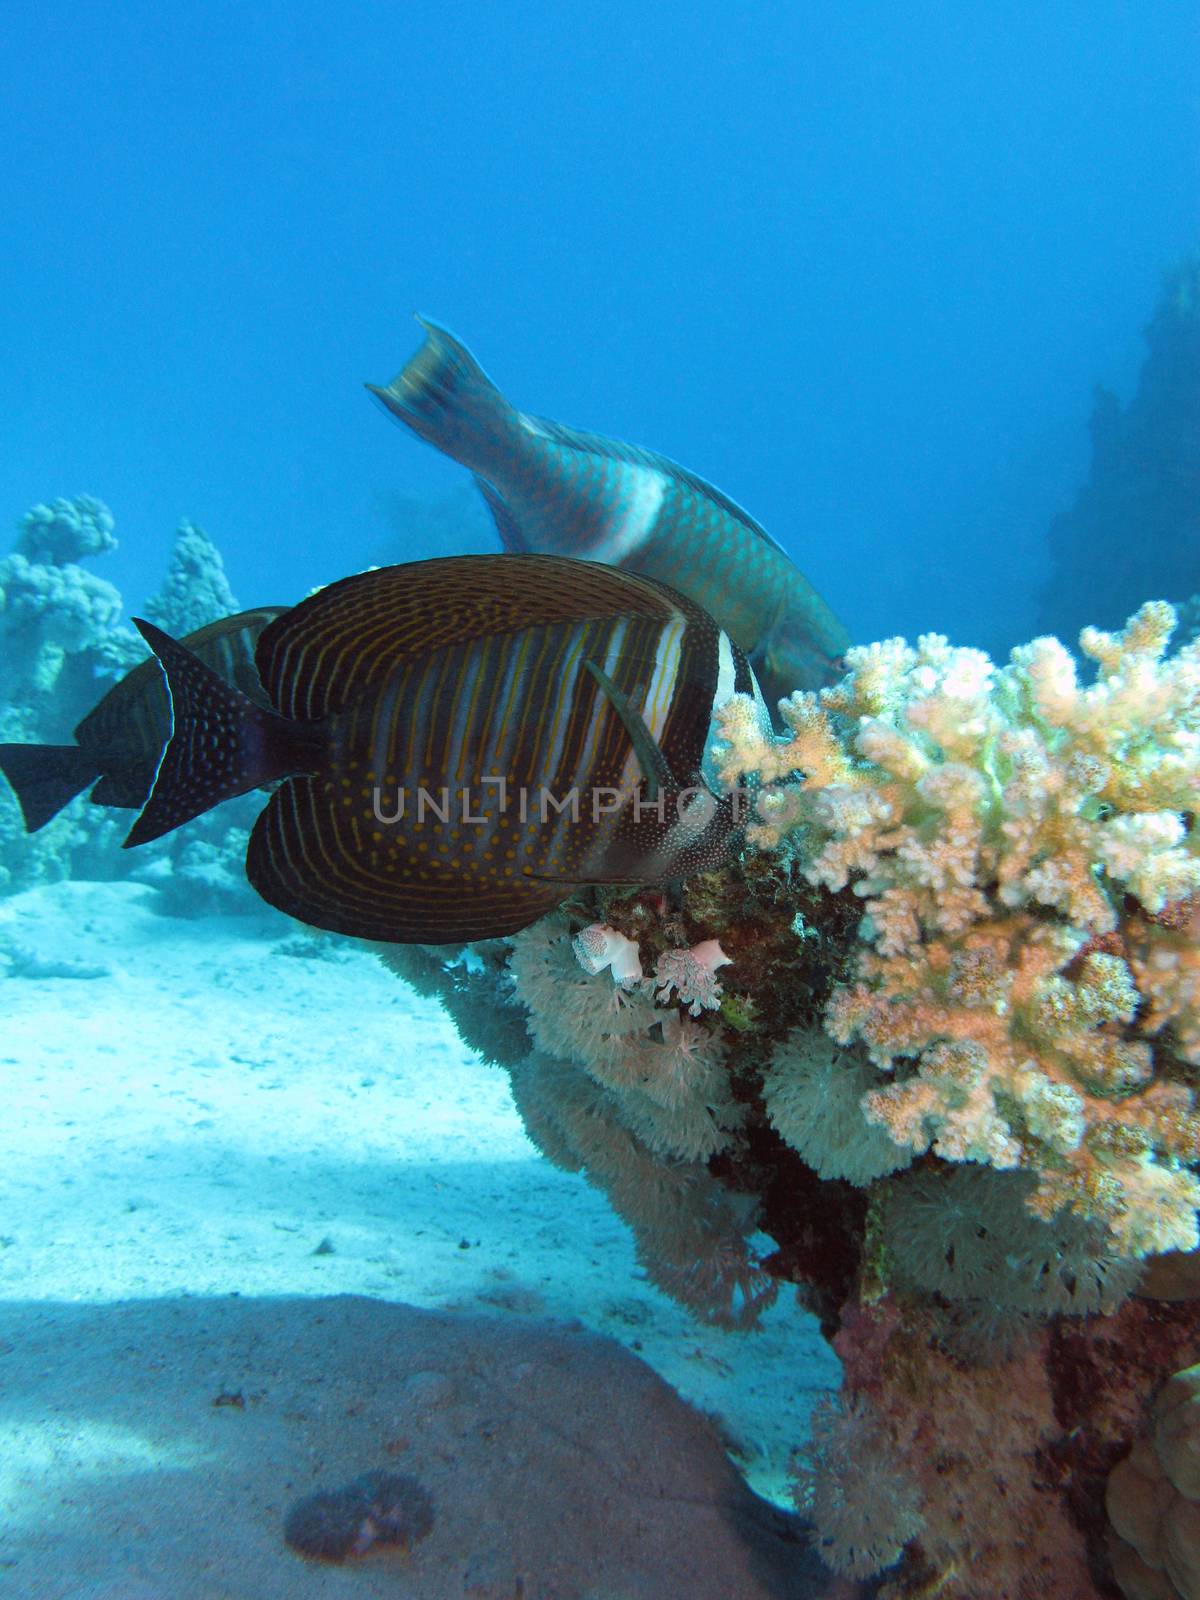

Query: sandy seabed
[0,880,836,1598]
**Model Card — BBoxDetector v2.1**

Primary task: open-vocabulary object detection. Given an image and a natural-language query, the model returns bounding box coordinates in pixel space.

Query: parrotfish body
[0,606,284,832]
[124,554,770,945]
[366,320,850,706]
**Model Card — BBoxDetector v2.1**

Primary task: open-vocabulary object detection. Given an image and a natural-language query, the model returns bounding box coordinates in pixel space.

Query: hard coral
[143,518,238,637]
[717,603,1200,1258]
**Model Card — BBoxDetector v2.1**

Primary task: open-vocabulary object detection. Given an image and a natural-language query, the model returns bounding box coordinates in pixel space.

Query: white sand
[0,880,837,1589]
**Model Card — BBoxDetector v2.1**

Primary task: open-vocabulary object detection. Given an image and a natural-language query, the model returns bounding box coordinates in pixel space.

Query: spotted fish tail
[122,618,325,849]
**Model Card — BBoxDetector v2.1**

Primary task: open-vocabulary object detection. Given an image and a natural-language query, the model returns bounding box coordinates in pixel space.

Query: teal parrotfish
[0,606,284,832]
[366,319,851,707]
[123,554,770,945]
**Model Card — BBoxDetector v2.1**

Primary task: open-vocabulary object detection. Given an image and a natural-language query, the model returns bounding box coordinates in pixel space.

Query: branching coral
[716,602,1200,1258]
[143,518,239,637]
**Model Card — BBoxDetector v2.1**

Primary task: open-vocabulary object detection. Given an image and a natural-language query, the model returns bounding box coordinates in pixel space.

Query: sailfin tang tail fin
[0,743,101,832]
[123,619,323,849]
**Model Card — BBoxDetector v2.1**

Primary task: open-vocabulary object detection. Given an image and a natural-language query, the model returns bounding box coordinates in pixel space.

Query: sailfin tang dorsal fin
[255,554,678,720]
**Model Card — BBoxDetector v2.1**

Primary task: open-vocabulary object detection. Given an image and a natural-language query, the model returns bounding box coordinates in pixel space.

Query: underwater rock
[1038,257,1200,641]
[0,1294,824,1599]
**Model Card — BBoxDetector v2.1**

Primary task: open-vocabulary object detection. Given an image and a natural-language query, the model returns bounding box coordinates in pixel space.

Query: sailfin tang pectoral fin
[583,659,674,802]
[123,619,324,850]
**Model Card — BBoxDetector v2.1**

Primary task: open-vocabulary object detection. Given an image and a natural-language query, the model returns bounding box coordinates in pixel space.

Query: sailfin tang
[90,765,156,812]
[123,619,323,849]
[0,743,101,832]
[248,778,570,943]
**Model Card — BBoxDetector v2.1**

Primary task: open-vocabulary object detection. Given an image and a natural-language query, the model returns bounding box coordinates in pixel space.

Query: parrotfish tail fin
[123,619,323,850]
[0,743,101,832]
[365,317,519,472]
[583,660,675,802]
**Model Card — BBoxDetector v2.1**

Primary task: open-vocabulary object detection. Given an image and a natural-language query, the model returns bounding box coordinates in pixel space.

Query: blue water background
[2,1,1197,653]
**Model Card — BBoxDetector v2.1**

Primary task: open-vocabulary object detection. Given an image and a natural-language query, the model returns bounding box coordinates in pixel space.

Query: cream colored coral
[715,604,1200,1257]
[1131,899,1200,1066]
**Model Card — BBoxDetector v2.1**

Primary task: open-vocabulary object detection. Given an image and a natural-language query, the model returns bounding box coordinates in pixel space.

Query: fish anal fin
[248,778,572,943]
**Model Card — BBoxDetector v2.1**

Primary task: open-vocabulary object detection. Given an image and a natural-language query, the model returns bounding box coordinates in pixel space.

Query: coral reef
[0,496,138,891]
[1037,258,1200,642]
[141,518,239,637]
[374,595,1199,1596]
[715,601,1200,1259]
[0,496,259,910]
[0,496,132,744]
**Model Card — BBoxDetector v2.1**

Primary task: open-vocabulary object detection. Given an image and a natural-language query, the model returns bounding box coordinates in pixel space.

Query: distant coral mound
[1037,256,1200,642]
[142,518,238,637]
[0,496,259,908]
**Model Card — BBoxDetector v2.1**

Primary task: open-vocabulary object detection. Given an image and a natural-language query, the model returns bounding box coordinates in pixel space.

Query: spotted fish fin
[248,778,572,944]
[365,317,520,474]
[583,659,674,802]
[474,476,528,553]
[123,619,325,849]
[0,742,101,832]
